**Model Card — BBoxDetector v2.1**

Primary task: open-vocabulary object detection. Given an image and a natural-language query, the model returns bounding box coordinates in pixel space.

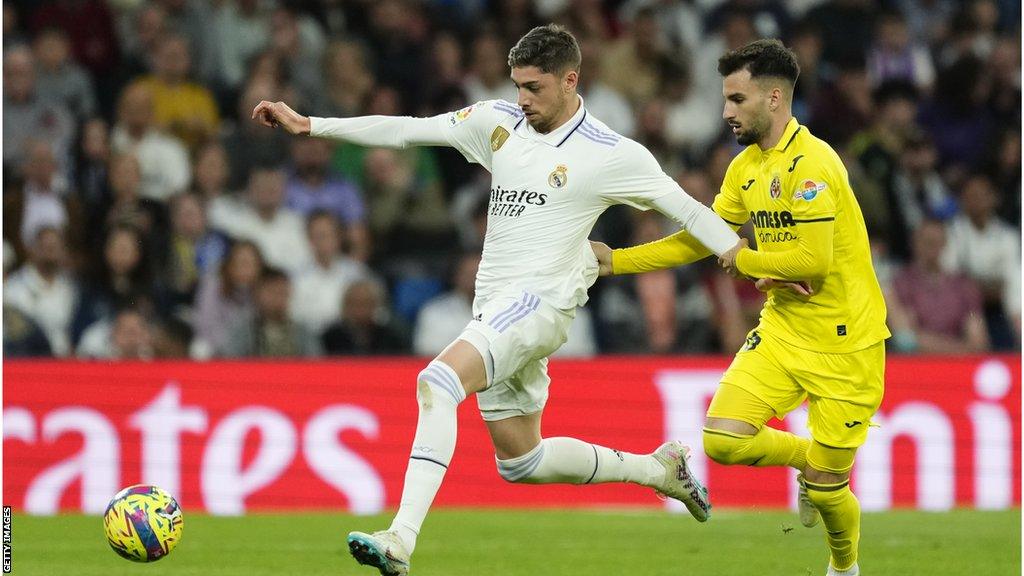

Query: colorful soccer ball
[102,484,184,562]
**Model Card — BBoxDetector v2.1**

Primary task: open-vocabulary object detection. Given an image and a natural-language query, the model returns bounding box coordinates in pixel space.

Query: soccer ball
[102,484,184,562]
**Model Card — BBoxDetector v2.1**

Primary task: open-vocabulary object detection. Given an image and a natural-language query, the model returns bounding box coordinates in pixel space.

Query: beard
[733,115,770,146]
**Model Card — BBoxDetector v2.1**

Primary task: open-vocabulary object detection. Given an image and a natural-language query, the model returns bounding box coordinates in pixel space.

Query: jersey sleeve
[711,156,750,226]
[438,100,519,171]
[596,138,678,208]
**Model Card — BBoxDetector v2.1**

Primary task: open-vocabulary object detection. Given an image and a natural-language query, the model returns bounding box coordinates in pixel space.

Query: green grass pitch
[11,508,1020,575]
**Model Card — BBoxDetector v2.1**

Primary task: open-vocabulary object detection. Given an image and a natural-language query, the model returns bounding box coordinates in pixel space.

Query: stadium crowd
[2,0,1020,359]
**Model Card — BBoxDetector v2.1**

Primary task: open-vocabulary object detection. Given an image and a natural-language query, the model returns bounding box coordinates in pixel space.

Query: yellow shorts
[708,330,885,448]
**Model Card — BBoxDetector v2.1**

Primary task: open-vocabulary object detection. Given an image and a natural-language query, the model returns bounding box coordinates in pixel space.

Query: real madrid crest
[490,126,509,151]
[769,173,781,200]
[548,164,568,188]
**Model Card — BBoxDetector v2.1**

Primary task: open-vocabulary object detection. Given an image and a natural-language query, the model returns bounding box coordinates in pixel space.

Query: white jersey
[310,98,738,310]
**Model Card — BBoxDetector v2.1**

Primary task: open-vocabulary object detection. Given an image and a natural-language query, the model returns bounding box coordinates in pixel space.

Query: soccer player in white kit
[253,24,743,576]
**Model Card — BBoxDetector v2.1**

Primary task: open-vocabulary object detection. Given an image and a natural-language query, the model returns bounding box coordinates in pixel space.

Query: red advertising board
[3,356,1019,515]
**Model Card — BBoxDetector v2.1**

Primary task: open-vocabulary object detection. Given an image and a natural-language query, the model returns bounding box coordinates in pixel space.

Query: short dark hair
[260,266,289,286]
[717,39,800,86]
[507,24,581,74]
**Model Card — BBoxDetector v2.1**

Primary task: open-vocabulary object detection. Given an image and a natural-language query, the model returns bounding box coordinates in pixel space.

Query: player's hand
[589,241,613,276]
[755,278,814,296]
[251,100,311,135]
[718,238,748,277]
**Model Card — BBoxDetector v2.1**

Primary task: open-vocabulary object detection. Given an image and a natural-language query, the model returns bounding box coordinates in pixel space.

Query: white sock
[827,562,859,576]
[388,361,466,553]
[496,437,663,486]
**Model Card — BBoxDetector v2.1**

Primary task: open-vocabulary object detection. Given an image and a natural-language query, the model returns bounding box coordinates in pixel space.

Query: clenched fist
[251,100,312,135]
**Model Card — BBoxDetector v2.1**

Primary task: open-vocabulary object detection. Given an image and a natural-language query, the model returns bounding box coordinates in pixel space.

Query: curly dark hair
[717,39,800,86]
[507,24,581,74]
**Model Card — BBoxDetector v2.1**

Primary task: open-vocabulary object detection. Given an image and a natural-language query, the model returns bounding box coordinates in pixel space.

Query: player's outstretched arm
[728,220,834,282]
[251,100,451,149]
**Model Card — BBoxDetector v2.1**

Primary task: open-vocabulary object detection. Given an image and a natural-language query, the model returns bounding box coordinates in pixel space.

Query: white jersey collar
[516,95,588,147]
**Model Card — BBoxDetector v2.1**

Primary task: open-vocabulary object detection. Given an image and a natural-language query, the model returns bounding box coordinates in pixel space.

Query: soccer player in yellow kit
[592,39,889,576]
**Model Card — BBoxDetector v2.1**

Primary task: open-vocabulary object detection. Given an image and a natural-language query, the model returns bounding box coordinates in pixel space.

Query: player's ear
[562,69,578,93]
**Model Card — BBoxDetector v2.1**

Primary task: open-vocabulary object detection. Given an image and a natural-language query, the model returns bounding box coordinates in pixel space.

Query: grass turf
[10,508,1020,575]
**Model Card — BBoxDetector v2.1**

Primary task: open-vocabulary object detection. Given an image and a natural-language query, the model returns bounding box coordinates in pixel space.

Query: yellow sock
[804,479,860,571]
[703,427,810,470]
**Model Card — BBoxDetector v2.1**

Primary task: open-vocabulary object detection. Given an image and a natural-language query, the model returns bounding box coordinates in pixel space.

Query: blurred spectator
[313,39,376,118]
[104,153,168,251]
[268,6,325,106]
[117,2,167,78]
[3,305,53,357]
[424,32,465,104]
[133,33,220,150]
[285,137,370,261]
[866,10,935,91]
[986,35,1021,128]
[919,55,995,170]
[891,220,989,353]
[848,81,921,240]
[194,239,264,355]
[941,174,1021,348]
[213,0,271,92]
[75,119,112,239]
[152,315,196,359]
[218,167,312,273]
[77,306,155,360]
[28,0,120,78]
[290,211,369,337]
[634,98,678,174]
[617,0,703,53]
[787,19,825,119]
[72,224,161,347]
[3,45,75,177]
[463,33,517,104]
[322,278,410,355]
[224,267,320,357]
[4,3,27,50]
[806,0,878,65]
[363,0,428,102]
[3,227,78,356]
[165,193,229,308]
[887,131,957,259]
[155,0,218,85]
[600,7,667,105]
[489,0,543,48]
[693,11,758,117]
[32,27,96,120]
[111,82,192,202]
[661,58,723,160]
[192,142,244,233]
[16,140,71,249]
[222,80,292,190]
[577,35,634,138]
[896,0,957,46]
[986,130,1021,224]
[363,148,455,264]
[809,53,873,148]
[413,252,479,356]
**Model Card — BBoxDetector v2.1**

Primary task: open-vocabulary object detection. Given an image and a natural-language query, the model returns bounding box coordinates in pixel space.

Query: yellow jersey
[612,118,889,353]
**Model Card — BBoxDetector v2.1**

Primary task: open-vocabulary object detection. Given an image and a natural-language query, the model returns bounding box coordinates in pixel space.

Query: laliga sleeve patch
[448,104,476,126]
[793,180,826,201]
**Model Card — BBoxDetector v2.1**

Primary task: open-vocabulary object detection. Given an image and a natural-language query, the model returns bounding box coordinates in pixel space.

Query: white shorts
[458,289,575,421]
